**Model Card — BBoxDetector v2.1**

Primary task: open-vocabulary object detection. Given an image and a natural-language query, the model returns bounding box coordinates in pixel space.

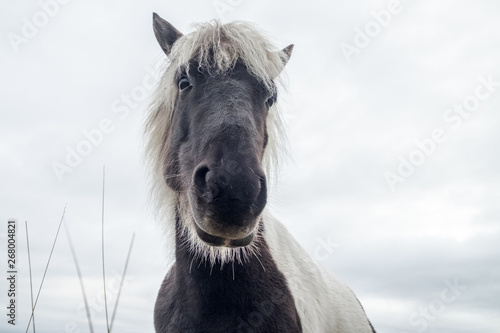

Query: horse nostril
[193,164,266,205]
[193,165,219,202]
[194,165,209,189]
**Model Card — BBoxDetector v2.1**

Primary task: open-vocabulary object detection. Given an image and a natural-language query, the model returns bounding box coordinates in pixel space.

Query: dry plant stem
[25,204,66,333]
[25,221,36,333]
[101,166,110,333]
[64,222,94,333]
[109,232,136,332]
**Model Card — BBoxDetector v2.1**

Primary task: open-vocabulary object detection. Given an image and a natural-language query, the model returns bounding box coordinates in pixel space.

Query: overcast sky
[1,0,499,332]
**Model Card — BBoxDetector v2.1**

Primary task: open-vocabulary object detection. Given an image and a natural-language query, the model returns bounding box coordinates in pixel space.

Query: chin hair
[177,195,262,268]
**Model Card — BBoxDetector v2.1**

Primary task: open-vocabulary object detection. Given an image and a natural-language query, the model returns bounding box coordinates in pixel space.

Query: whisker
[253,251,266,272]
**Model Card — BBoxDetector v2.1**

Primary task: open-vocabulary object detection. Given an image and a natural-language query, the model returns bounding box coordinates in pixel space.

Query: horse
[145,12,376,333]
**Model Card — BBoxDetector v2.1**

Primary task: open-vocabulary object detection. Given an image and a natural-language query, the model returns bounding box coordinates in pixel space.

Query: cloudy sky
[1,0,499,332]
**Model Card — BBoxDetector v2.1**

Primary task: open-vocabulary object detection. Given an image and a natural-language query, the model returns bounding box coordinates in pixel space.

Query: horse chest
[154,237,302,333]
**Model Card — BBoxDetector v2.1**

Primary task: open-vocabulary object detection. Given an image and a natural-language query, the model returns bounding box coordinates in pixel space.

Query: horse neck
[164,214,302,331]
[172,213,288,302]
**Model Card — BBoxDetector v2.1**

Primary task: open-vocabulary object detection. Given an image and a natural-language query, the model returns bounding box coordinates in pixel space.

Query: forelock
[168,20,285,92]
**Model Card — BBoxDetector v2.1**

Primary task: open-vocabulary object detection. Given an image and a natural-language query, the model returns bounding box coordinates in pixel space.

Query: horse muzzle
[189,161,267,247]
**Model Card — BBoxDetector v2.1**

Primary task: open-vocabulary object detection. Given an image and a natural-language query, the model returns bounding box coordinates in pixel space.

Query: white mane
[144,21,288,264]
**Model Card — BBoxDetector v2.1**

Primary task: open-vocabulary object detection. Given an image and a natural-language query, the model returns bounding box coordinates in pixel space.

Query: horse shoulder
[262,211,374,333]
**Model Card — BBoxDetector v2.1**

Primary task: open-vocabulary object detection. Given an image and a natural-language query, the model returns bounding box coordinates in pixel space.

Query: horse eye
[266,97,275,108]
[178,76,191,91]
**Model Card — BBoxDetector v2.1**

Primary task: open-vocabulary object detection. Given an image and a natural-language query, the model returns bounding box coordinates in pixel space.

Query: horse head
[150,13,293,249]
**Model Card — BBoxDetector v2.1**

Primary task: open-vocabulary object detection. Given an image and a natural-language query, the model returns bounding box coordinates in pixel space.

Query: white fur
[144,21,287,259]
[146,20,373,332]
[263,211,373,332]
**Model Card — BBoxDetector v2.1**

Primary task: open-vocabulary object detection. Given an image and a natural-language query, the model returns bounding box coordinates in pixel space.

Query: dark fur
[152,14,301,332]
[153,13,183,55]
[164,60,271,241]
[154,217,302,332]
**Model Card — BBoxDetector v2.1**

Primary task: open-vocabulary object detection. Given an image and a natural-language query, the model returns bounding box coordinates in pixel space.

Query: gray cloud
[2,0,499,332]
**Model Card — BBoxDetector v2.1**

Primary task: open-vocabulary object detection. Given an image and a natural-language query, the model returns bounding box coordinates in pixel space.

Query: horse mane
[144,20,288,261]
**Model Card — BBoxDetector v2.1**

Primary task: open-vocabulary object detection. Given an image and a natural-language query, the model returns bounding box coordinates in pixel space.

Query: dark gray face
[165,60,276,246]
[152,13,293,247]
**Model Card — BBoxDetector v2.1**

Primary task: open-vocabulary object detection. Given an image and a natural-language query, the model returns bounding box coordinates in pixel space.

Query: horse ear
[153,13,183,56]
[280,44,294,66]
